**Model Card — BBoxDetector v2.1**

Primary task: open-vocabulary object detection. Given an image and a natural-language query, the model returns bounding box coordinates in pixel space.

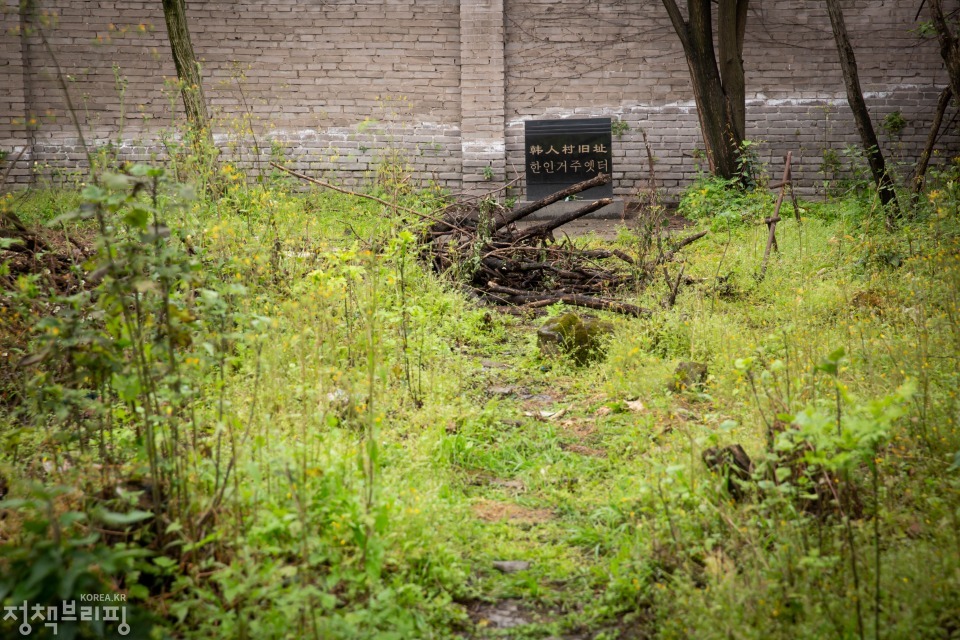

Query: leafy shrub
[0,485,154,637]
[678,175,774,231]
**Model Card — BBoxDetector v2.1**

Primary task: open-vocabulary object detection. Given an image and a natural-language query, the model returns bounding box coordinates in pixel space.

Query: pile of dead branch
[273,164,706,317]
[0,208,93,405]
[1,149,91,296]
[423,173,707,317]
[1,209,91,295]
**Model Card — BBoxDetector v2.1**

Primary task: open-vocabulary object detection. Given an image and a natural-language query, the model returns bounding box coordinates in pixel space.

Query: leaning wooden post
[783,152,801,224]
[760,152,793,279]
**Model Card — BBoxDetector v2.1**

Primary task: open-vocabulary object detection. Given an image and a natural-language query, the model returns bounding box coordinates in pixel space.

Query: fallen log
[513,198,614,241]
[487,282,651,317]
[657,229,708,264]
[494,173,609,230]
[581,248,636,265]
[671,229,709,252]
[2,211,51,254]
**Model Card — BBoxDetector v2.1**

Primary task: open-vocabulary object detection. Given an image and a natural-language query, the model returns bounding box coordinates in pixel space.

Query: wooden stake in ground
[661,263,686,308]
[760,152,793,280]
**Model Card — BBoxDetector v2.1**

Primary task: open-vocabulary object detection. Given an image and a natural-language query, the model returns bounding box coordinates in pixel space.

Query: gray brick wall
[7,0,463,189]
[0,1,31,184]
[504,0,954,199]
[1,0,956,200]
[460,0,506,190]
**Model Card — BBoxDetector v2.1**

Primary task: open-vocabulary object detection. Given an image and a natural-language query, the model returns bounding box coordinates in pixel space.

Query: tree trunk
[161,0,212,144]
[662,0,747,181]
[912,86,951,196]
[930,0,960,102]
[718,0,749,142]
[824,0,899,215]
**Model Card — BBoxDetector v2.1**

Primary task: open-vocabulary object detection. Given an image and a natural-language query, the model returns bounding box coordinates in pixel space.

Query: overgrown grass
[1,157,959,639]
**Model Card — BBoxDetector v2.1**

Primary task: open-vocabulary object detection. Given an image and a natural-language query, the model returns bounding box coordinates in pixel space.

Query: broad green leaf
[0,498,32,510]
[66,533,100,547]
[101,172,132,190]
[112,373,141,403]
[816,361,837,376]
[128,584,149,600]
[81,184,107,202]
[24,549,60,591]
[94,508,154,526]
[123,205,151,229]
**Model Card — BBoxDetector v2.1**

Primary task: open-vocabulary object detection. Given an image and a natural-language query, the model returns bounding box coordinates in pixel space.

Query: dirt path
[452,329,663,639]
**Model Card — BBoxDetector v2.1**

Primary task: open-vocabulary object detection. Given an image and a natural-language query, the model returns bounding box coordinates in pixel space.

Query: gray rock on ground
[492,560,532,574]
[667,361,708,392]
[537,313,613,365]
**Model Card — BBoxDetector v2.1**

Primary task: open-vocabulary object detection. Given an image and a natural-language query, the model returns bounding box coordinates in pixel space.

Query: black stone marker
[524,117,613,201]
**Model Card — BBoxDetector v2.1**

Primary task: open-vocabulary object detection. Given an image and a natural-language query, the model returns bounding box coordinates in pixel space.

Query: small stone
[671,407,698,420]
[488,385,515,396]
[490,478,526,492]
[469,600,530,629]
[520,392,554,403]
[537,313,613,365]
[326,388,350,406]
[492,560,531,574]
[668,361,708,392]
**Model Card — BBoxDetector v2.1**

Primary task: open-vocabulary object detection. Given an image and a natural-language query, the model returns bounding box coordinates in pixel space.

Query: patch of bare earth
[560,442,606,457]
[471,499,553,523]
[462,469,526,493]
[558,418,597,440]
